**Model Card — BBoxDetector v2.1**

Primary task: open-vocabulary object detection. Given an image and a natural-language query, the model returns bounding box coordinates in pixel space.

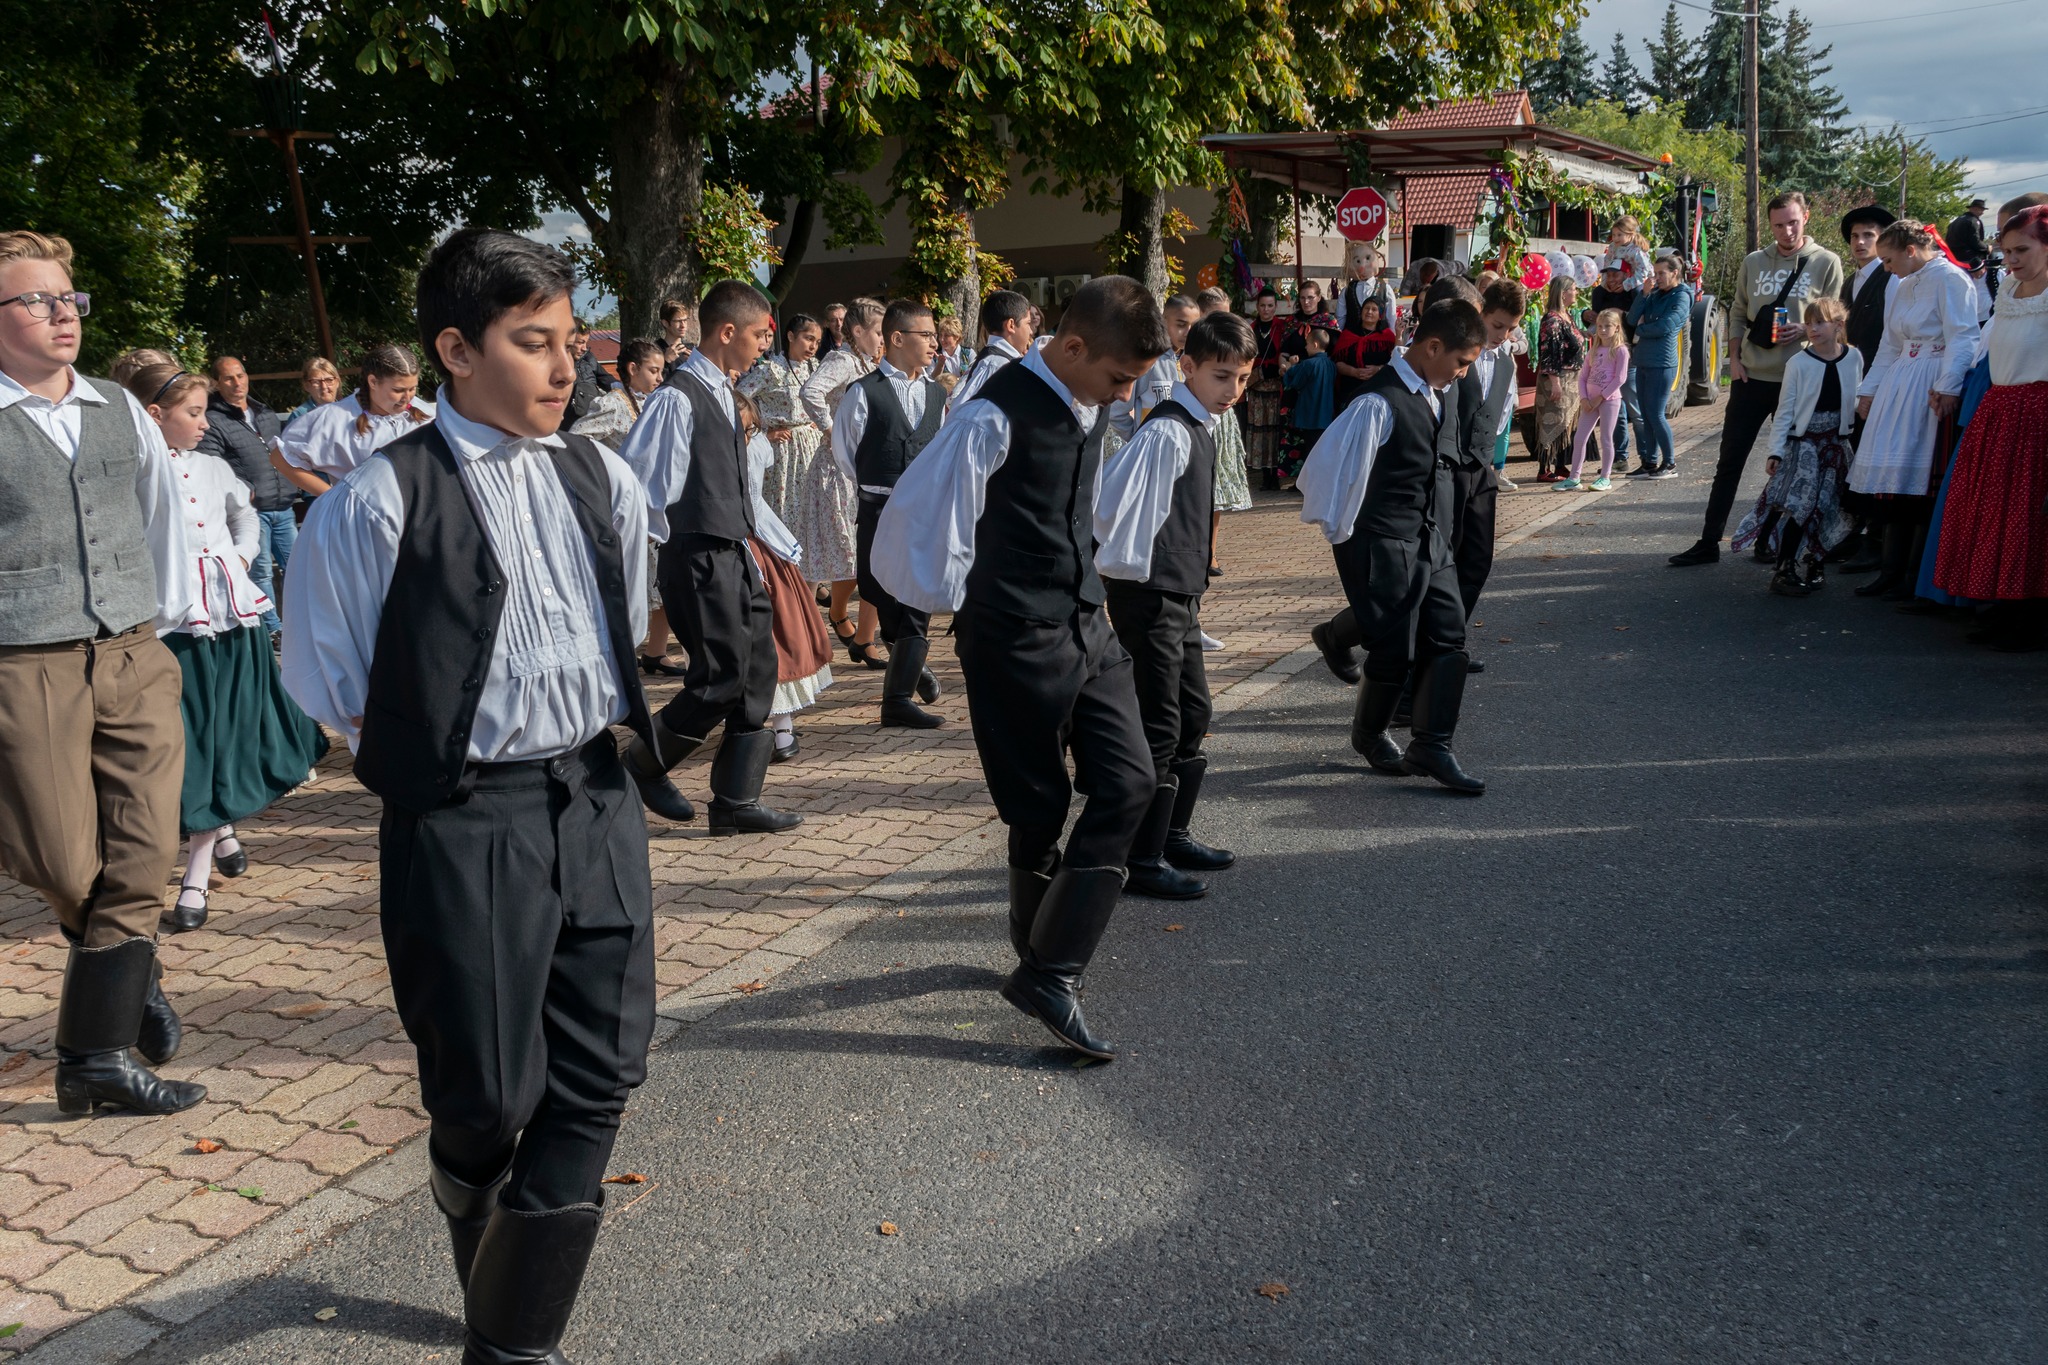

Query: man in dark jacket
[201,356,293,631]
[562,318,615,428]
[1946,199,1989,270]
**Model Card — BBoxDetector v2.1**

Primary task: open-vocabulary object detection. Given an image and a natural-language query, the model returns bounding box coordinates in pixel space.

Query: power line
[1969,170,2048,193]
[1824,0,2027,25]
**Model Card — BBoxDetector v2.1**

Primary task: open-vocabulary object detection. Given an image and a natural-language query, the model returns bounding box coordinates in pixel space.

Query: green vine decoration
[1485,148,1669,273]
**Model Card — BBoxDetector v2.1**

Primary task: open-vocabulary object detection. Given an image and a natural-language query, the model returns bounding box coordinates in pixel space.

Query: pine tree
[1687,0,1781,131]
[1640,4,1696,110]
[1526,21,1601,114]
[1761,8,1850,184]
[1602,34,1643,112]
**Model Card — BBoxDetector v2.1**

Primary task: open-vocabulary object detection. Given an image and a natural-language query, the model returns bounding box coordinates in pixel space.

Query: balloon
[1572,254,1600,288]
[1518,252,1551,290]
[1544,250,1575,285]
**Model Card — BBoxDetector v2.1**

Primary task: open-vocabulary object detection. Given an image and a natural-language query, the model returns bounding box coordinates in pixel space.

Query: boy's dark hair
[1411,299,1486,352]
[617,337,665,371]
[572,317,592,335]
[660,298,693,323]
[1766,189,1809,215]
[1308,327,1332,349]
[1481,278,1529,318]
[1421,274,1483,312]
[699,279,773,334]
[1163,294,1199,314]
[882,298,935,342]
[1054,275,1170,362]
[979,289,1030,338]
[415,227,576,370]
[1182,311,1257,366]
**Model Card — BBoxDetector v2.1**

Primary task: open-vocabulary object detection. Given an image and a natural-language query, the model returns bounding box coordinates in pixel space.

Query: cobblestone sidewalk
[0,404,1723,1357]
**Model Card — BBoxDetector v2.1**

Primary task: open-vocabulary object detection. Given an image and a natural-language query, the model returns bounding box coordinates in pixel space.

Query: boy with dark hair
[950,289,1036,412]
[1299,299,1490,795]
[874,276,1169,1059]
[1109,293,1200,441]
[1096,310,1256,899]
[617,279,802,834]
[832,298,947,728]
[283,226,658,1364]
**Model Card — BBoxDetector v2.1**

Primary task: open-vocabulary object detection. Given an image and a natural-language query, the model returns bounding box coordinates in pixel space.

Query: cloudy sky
[1579,0,2048,201]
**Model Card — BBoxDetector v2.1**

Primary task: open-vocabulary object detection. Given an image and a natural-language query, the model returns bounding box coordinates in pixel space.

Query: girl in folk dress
[273,343,433,483]
[1246,288,1294,486]
[1559,308,1629,491]
[571,337,682,674]
[122,365,327,932]
[1931,204,2048,649]
[733,392,834,760]
[739,314,822,525]
[1848,220,1982,600]
[798,297,887,667]
[1733,298,1861,596]
[1533,277,1584,482]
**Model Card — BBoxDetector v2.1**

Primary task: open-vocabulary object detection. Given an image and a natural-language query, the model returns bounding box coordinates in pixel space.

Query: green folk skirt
[166,625,328,836]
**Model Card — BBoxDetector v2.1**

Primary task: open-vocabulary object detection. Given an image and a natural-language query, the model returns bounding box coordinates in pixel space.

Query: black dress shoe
[165,888,207,933]
[633,772,697,823]
[1310,621,1361,685]
[1769,569,1811,597]
[1466,658,1485,675]
[770,735,800,763]
[638,654,686,677]
[1668,539,1720,567]
[213,831,248,879]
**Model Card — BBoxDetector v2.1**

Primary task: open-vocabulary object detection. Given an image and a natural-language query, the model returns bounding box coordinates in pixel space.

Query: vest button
[474,627,491,640]
[462,677,480,690]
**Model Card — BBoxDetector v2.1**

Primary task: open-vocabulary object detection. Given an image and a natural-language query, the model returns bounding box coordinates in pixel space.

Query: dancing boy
[874,277,1169,1060]
[948,288,1036,413]
[282,228,658,1363]
[0,230,201,1118]
[618,280,802,834]
[832,298,947,728]
[1095,311,1257,900]
[1298,299,1489,795]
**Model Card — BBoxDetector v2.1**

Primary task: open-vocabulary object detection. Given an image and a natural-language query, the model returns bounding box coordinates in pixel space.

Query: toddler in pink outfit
[1562,309,1630,490]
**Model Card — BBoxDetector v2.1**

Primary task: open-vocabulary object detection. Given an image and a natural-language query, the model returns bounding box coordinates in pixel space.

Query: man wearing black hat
[1946,199,1990,273]
[1834,203,1896,573]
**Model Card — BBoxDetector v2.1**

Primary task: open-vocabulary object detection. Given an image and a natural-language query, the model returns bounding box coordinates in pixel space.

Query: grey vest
[1460,350,1515,468]
[0,379,160,645]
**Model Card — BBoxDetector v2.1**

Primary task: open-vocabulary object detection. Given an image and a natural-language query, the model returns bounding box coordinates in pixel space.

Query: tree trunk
[1244,177,1290,270]
[606,58,704,341]
[1118,180,1170,300]
[938,185,981,323]
[766,197,818,304]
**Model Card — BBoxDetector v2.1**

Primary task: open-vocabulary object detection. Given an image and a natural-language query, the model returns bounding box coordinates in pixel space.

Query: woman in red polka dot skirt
[1933,205,2048,649]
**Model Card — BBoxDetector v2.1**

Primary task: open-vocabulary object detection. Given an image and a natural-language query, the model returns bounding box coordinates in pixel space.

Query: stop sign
[1336,186,1389,242]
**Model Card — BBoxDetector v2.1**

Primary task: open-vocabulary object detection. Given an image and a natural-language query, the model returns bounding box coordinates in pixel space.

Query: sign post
[1335,186,1390,243]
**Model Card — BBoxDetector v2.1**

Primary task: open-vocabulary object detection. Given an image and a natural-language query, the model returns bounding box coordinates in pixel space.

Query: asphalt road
[123,465,2047,1364]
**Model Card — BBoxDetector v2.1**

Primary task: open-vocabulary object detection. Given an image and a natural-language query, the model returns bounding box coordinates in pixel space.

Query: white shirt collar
[1021,343,1085,415]
[987,337,1023,361]
[878,358,916,382]
[1854,257,1882,286]
[434,393,564,462]
[0,365,106,411]
[1389,353,1430,394]
[682,347,733,393]
[1166,381,1216,429]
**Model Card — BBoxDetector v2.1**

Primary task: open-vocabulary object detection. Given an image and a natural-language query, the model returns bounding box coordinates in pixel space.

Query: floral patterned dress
[1534,312,1584,477]
[740,354,854,583]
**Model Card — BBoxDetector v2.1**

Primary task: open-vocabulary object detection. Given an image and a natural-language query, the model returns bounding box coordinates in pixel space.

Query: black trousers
[1701,378,1783,543]
[656,535,776,740]
[1448,460,1498,621]
[953,601,1151,872]
[1103,581,1210,777]
[855,493,929,644]
[379,736,655,1213]
[1332,526,1467,686]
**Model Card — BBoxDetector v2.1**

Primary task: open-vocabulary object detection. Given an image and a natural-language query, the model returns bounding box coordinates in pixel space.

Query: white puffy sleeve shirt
[1095,383,1211,581]
[276,393,437,479]
[158,449,270,637]
[1296,356,1439,545]
[1857,257,1981,400]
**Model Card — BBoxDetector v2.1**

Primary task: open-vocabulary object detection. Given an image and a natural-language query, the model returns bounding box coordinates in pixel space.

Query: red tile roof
[1400,172,1492,228]
[1385,91,1533,132]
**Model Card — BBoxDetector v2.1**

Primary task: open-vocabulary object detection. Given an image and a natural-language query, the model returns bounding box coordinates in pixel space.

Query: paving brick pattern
[0,405,1721,1353]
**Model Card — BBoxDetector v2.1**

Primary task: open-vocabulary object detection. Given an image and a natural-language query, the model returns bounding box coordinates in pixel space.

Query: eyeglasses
[2,291,90,320]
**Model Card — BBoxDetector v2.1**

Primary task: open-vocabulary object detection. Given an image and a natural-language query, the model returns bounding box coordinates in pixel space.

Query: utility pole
[1898,133,1910,219]
[229,129,363,362]
[1743,0,1761,253]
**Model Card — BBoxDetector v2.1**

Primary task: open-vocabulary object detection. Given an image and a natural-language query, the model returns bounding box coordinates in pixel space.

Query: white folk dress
[276,392,436,480]
[1850,256,1981,497]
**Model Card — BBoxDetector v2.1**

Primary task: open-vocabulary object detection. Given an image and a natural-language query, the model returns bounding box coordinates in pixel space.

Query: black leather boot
[1008,858,1055,964]
[1350,680,1409,774]
[916,660,942,703]
[879,636,943,729]
[1124,780,1205,900]
[999,866,1123,1060]
[708,729,803,835]
[136,958,183,1066]
[54,938,206,1116]
[1390,676,1414,730]
[1163,756,1234,871]
[463,1200,603,1365]
[432,1157,510,1292]
[1882,524,1928,602]
[1840,527,1884,573]
[1855,524,1907,597]
[1401,653,1486,795]
[1310,619,1361,685]
[620,721,700,823]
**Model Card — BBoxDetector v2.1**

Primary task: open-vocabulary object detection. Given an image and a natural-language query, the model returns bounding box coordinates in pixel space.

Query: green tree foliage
[1641,5,1696,110]
[1759,8,1849,187]
[1526,22,1601,115]
[1602,35,1644,114]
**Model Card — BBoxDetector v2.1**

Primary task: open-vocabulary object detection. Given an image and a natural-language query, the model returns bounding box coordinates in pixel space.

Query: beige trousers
[0,625,184,944]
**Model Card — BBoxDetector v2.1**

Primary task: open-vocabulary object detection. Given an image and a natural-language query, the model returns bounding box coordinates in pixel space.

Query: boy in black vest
[873,277,1170,1060]
[1095,311,1257,899]
[949,288,1035,413]
[617,281,802,834]
[832,298,947,728]
[1297,299,1489,795]
[281,229,658,1365]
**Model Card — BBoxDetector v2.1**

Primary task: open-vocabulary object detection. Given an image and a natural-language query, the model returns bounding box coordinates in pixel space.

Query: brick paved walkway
[0,405,1722,1356]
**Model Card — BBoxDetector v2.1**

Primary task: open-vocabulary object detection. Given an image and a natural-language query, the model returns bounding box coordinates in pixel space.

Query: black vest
[963,361,1108,621]
[1134,400,1216,596]
[659,368,755,542]
[1453,352,1514,469]
[353,425,655,814]
[852,370,944,488]
[1842,267,1890,368]
[1355,365,1462,541]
